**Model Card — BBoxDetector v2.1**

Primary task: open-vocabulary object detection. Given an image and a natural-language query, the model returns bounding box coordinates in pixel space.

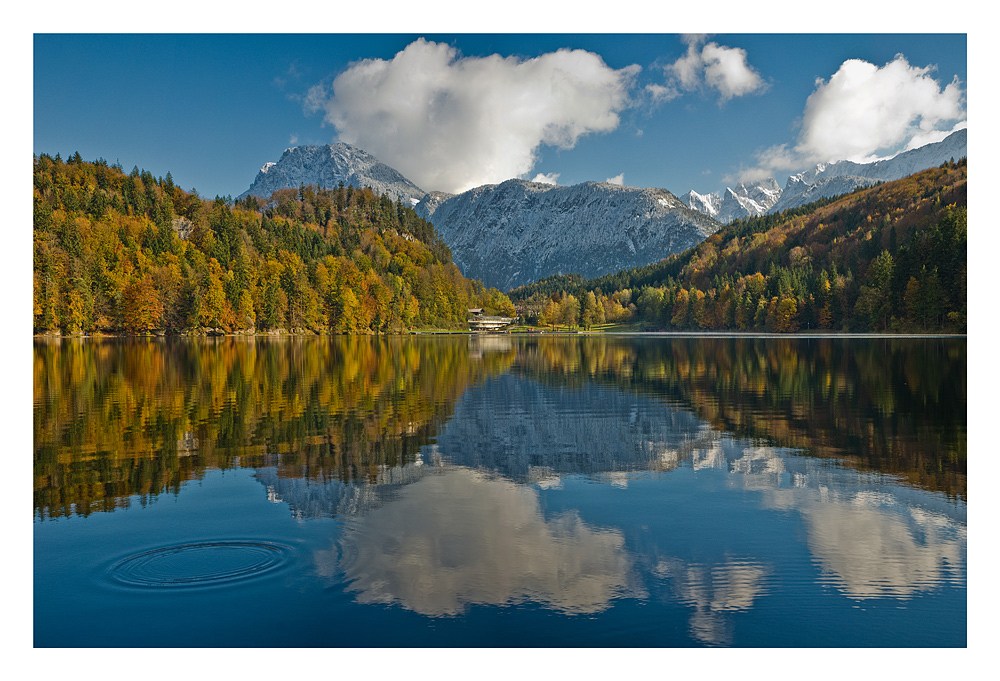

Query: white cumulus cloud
[659,35,766,103]
[605,173,625,185]
[644,82,680,104]
[797,54,965,164]
[306,38,640,194]
[701,41,767,101]
[746,54,966,181]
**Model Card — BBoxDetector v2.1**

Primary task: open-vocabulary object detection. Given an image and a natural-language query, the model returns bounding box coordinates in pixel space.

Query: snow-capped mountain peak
[680,190,721,219]
[683,178,781,224]
[238,143,426,204]
[684,129,967,223]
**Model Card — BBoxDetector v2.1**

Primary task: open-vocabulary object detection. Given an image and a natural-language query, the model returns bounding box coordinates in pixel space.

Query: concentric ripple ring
[108,541,290,589]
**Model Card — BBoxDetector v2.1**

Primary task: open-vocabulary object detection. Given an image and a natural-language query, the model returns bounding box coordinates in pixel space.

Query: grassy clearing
[507,321,644,334]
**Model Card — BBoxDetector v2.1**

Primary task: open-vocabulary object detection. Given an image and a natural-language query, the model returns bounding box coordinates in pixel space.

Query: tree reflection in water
[35,335,965,515]
[33,334,966,645]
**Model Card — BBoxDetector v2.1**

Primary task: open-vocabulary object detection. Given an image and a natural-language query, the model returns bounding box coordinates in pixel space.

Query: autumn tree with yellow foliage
[33,153,514,335]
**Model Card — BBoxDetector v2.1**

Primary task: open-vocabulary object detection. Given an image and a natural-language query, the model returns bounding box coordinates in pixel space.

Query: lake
[33,334,966,647]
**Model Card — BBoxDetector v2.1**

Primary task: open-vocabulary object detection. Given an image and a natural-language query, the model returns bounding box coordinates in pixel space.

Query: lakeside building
[467,308,515,332]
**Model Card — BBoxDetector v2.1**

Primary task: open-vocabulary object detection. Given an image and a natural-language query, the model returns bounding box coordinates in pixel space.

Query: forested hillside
[33,153,514,335]
[511,159,967,333]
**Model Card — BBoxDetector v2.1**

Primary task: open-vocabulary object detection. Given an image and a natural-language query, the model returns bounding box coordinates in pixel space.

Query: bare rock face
[171,216,195,239]
[238,143,721,291]
[414,180,721,292]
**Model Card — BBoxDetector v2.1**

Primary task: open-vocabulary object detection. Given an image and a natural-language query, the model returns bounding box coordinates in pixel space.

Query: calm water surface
[33,335,966,647]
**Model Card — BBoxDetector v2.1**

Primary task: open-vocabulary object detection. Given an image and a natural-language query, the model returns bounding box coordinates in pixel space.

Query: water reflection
[433,373,708,479]
[654,557,771,646]
[33,335,966,646]
[800,492,966,600]
[34,335,965,519]
[692,434,967,602]
[314,467,644,617]
[256,384,964,630]
[515,336,966,499]
[33,335,514,518]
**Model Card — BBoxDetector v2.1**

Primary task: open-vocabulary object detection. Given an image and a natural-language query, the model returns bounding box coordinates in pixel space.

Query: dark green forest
[511,159,967,333]
[33,152,515,335]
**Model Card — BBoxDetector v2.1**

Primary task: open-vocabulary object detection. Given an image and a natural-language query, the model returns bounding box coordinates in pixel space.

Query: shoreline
[33,330,969,340]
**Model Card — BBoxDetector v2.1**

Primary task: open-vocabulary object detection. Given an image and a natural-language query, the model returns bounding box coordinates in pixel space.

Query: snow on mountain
[719,179,781,223]
[414,179,720,291]
[680,190,721,220]
[238,143,426,204]
[415,190,456,215]
[682,178,781,224]
[234,128,966,291]
[767,128,967,214]
[684,128,968,222]
[741,178,782,210]
[768,174,871,215]
[793,128,967,186]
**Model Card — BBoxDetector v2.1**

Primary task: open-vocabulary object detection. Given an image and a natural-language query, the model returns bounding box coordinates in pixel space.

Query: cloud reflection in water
[654,557,771,646]
[799,491,967,600]
[314,467,644,617]
[723,443,967,601]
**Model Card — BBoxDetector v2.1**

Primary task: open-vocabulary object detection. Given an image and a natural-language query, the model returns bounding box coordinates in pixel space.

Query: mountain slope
[682,178,782,223]
[719,179,782,222]
[414,179,721,291]
[768,128,967,214]
[512,159,967,333]
[684,128,967,222]
[239,143,426,204]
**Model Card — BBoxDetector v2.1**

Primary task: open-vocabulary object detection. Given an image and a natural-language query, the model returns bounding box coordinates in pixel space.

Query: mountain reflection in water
[260,435,964,641]
[33,334,966,647]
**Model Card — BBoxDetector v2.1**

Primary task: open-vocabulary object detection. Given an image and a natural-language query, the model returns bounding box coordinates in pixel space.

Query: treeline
[33,153,515,335]
[511,160,967,333]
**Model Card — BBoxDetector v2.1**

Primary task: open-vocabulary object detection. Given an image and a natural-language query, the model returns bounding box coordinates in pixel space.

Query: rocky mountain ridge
[236,129,966,291]
[236,145,720,290]
[683,128,967,222]
[412,179,721,291]
[681,178,782,223]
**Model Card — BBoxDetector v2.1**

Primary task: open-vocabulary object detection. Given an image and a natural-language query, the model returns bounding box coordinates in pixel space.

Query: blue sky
[33,31,967,200]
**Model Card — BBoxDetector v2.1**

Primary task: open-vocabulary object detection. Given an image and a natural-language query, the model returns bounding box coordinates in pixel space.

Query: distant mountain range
[239,127,967,290]
[682,128,967,222]
[240,144,719,291]
[681,178,782,224]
